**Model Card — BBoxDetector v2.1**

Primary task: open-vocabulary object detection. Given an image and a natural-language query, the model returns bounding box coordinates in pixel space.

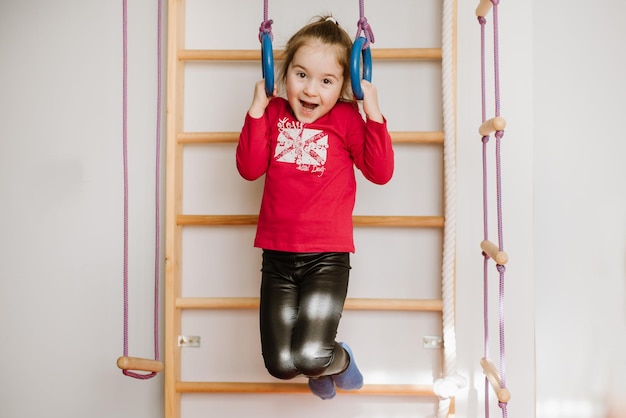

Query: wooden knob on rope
[480,357,511,403]
[479,116,507,136]
[481,240,509,265]
[117,356,163,373]
[476,0,494,17]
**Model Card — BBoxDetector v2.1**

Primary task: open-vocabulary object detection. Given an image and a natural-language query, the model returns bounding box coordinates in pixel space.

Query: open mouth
[300,100,318,111]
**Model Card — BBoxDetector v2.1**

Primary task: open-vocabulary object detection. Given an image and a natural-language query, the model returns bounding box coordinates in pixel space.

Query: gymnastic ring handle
[351,36,373,100]
[261,33,274,96]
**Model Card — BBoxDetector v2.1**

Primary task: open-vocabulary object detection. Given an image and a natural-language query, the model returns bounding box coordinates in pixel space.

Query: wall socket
[423,336,443,349]
[178,335,201,347]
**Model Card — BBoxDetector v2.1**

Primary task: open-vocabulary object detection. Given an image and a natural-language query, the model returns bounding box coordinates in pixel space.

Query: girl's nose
[303,80,317,96]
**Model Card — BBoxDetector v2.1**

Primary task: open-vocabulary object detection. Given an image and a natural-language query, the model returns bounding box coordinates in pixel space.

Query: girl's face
[285,41,344,123]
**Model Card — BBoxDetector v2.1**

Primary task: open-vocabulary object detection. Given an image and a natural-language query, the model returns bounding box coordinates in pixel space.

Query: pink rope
[122,0,129,362]
[492,0,502,118]
[121,0,163,380]
[479,1,508,415]
[482,137,490,358]
[480,20,491,390]
[355,0,375,48]
[479,16,487,124]
[258,0,273,41]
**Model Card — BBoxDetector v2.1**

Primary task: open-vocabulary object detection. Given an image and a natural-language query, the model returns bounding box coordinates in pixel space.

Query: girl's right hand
[248,79,277,118]
[360,80,384,123]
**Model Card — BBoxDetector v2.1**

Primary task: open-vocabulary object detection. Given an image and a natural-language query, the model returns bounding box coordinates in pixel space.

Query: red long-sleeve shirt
[236,97,394,253]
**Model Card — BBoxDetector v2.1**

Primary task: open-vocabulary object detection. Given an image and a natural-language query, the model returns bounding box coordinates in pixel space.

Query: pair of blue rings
[261,34,372,100]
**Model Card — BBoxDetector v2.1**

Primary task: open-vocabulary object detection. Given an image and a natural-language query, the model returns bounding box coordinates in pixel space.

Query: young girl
[236,15,394,400]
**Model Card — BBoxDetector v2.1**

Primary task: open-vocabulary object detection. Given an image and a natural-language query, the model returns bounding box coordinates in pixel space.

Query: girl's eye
[297,72,306,78]
[323,79,332,85]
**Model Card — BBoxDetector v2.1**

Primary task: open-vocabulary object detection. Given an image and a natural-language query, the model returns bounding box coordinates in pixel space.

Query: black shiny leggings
[260,250,351,380]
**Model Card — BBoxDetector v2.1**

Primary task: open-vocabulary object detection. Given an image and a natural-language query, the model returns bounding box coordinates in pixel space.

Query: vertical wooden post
[165,1,186,417]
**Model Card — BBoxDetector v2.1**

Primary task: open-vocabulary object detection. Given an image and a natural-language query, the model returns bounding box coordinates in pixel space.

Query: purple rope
[482,138,490,360]
[483,256,490,356]
[479,1,509,415]
[497,264,507,383]
[495,131,505,250]
[122,0,129,361]
[492,0,502,117]
[491,3,508,409]
[498,264,509,417]
[482,137,489,240]
[258,0,273,41]
[479,16,491,418]
[479,16,487,124]
[355,0,375,48]
[479,13,490,359]
[121,0,163,380]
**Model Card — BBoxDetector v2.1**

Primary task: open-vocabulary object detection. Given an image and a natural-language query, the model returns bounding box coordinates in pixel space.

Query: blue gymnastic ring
[351,36,372,100]
[261,33,274,96]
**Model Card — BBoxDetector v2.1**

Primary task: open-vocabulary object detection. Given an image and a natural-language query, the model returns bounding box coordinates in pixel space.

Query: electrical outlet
[423,336,443,349]
[178,335,201,347]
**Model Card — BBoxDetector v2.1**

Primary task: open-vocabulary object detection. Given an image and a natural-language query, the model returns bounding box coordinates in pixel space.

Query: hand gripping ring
[350,36,372,100]
[261,33,274,96]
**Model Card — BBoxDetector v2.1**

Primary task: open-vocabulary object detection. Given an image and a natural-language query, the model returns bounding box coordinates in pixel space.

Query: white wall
[533,2,626,417]
[2,1,625,418]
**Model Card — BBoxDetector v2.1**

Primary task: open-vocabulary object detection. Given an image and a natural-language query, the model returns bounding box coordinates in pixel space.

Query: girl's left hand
[360,80,384,123]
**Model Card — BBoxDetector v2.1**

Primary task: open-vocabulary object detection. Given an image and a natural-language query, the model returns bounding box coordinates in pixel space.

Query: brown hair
[278,16,354,101]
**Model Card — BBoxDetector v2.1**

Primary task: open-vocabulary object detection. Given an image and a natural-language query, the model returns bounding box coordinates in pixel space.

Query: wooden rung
[480,240,509,265]
[478,116,506,136]
[347,298,442,311]
[372,48,442,60]
[480,358,511,403]
[177,297,259,310]
[178,48,442,62]
[176,381,436,396]
[355,216,444,227]
[116,356,163,373]
[391,131,444,145]
[178,215,258,226]
[178,131,239,144]
[476,0,493,17]
[180,49,267,61]
[177,215,445,228]
[176,297,443,312]
[177,131,445,145]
